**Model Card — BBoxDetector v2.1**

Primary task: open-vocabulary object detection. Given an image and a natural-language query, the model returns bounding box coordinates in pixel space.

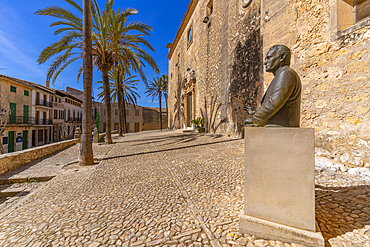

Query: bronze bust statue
[245,45,301,127]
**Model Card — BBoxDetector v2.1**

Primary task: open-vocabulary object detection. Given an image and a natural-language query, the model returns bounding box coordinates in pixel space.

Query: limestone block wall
[0,139,78,175]
[142,108,168,131]
[168,0,263,135]
[262,0,370,167]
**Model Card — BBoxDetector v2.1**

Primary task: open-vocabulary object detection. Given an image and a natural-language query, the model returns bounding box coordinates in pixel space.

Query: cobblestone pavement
[0,141,115,181]
[0,141,116,217]
[0,131,368,247]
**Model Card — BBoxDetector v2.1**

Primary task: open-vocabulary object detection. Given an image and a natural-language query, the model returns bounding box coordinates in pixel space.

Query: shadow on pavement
[103,138,240,161]
[315,184,370,246]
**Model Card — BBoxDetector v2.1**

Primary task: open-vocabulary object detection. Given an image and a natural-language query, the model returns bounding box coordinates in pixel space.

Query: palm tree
[97,68,140,135]
[161,74,168,120]
[36,0,159,144]
[145,76,167,130]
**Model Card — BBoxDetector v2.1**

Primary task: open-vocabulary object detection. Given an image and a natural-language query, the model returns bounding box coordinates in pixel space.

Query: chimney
[46,80,50,88]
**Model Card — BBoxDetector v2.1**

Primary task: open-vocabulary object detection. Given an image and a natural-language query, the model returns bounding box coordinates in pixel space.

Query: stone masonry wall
[142,108,168,131]
[168,0,263,135]
[0,139,78,175]
[262,0,370,167]
[227,2,263,134]
[169,0,370,167]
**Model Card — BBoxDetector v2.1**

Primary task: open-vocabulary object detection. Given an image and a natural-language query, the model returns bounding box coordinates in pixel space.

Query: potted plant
[191,117,205,133]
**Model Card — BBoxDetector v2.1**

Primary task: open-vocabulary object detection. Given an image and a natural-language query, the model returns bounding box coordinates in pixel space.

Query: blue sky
[0,0,189,107]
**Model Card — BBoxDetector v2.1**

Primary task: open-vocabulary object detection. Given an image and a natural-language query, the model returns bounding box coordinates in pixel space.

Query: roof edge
[167,0,199,60]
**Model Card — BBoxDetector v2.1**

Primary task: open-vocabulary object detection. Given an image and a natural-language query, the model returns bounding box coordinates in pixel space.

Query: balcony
[53,102,64,108]
[35,100,52,108]
[7,116,51,125]
[8,116,34,125]
[65,117,82,123]
[35,119,52,125]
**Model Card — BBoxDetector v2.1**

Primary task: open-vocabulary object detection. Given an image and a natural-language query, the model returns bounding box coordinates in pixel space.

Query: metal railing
[7,116,51,125]
[65,117,82,123]
[35,100,52,108]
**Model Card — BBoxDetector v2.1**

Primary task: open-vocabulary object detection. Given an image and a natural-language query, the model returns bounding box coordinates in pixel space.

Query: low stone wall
[98,130,119,142]
[0,139,79,175]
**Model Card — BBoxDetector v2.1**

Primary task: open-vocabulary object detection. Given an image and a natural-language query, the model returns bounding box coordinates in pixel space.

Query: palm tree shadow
[126,133,224,147]
[103,138,239,161]
[315,184,370,246]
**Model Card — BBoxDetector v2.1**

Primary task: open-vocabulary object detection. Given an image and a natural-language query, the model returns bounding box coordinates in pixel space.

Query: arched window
[188,28,193,44]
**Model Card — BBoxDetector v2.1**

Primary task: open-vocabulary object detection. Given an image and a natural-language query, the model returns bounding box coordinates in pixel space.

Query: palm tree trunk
[0,129,5,154]
[102,69,113,144]
[79,0,94,166]
[159,92,162,131]
[117,80,123,136]
[122,93,128,133]
[165,94,168,129]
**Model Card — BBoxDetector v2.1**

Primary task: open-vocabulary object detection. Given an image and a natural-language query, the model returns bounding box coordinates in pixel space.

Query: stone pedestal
[239,128,324,247]
[74,127,81,143]
[93,127,99,143]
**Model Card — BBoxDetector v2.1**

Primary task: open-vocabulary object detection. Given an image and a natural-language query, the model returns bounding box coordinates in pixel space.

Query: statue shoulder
[278,66,299,81]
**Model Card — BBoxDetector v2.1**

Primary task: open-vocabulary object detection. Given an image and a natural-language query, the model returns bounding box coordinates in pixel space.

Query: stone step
[0,187,26,198]
[0,176,55,185]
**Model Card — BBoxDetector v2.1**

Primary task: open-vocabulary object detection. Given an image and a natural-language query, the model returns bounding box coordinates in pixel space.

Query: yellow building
[0,75,34,153]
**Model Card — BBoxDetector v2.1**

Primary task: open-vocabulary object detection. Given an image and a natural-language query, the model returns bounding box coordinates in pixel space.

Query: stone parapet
[0,139,78,175]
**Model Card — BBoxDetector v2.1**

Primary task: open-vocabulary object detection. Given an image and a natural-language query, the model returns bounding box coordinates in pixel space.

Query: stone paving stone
[0,130,368,247]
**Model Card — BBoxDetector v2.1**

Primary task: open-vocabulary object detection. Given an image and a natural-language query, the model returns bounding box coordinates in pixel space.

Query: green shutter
[24,90,29,96]
[8,131,15,153]
[22,130,28,150]
[9,103,16,123]
[10,86,16,93]
[23,105,29,124]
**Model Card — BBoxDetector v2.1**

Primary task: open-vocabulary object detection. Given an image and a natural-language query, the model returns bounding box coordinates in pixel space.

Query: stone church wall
[168,0,263,135]
[169,0,370,167]
[261,0,370,167]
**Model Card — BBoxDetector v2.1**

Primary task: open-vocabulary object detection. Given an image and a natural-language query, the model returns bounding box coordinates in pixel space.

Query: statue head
[263,45,291,74]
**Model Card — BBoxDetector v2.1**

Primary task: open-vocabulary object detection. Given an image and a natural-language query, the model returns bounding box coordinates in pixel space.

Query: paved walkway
[0,130,369,247]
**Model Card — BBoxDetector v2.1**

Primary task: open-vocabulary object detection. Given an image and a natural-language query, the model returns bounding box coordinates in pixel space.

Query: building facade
[0,74,82,153]
[98,103,144,133]
[97,104,168,133]
[168,0,370,167]
[0,75,34,153]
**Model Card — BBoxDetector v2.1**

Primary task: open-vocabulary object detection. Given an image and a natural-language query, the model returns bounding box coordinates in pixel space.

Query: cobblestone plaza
[0,131,369,247]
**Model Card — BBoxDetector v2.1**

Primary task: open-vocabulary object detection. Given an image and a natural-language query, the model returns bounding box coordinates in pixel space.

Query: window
[38,130,43,143]
[115,109,118,116]
[337,0,370,31]
[54,110,58,119]
[135,109,140,116]
[187,27,193,45]
[126,122,130,131]
[10,86,16,93]
[134,123,140,132]
[24,90,29,96]
[2,137,8,145]
[207,0,214,16]
[126,109,130,116]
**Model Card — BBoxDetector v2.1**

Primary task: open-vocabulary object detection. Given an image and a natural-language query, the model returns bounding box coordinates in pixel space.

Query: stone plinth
[239,128,324,247]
